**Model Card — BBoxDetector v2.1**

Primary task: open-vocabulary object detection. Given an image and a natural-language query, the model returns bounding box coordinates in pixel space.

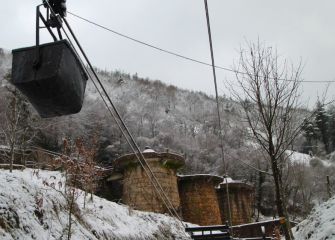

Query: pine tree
[302,119,317,154]
[327,106,335,153]
[315,101,330,153]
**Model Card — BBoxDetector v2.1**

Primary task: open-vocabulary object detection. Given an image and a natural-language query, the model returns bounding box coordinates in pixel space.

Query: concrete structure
[217,179,255,225]
[113,149,184,215]
[178,174,223,226]
[109,150,255,226]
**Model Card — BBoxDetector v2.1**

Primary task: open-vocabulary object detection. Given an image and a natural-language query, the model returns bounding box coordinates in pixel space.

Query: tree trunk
[67,191,74,240]
[83,192,87,209]
[9,143,14,173]
[271,157,294,240]
[256,170,265,221]
[9,94,17,173]
[327,176,331,199]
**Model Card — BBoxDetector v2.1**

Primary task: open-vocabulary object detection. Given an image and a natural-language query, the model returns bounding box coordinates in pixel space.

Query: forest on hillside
[1,48,335,220]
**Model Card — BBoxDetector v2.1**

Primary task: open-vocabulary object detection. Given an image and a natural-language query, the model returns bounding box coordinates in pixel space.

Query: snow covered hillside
[293,196,335,240]
[0,169,190,240]
[287,150,333,167]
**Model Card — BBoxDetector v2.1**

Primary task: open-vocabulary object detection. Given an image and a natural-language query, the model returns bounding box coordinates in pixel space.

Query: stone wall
[217,182,254,225]
[113,151,256,226]
[96,179,123,202]
[122,159,180,214]
[178,175,222,226]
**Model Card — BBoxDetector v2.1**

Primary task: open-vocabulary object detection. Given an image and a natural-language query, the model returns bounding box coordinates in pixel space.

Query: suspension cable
[62,18,183,223]
[204,0,233,227]
[42,0,184,225]
[67,11,335,84]
[61,24,180,220]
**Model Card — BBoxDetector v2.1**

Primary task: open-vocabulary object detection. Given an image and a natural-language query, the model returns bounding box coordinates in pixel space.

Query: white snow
[178,173,223,179]
[287,150,312,165]
[293,196,335,240]
[143,148,155,153]
[286,150,332,167]
[221,177,237,184]
[0,145,10,150]
[0,169,191,240]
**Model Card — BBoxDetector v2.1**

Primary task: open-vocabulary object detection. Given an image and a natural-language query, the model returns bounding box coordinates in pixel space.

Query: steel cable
[43,0,184,225]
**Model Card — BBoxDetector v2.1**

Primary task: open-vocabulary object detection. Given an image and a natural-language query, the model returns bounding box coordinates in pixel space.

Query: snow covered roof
[217,177,254,190]
[178,173,223,179]
[222,177,234,183]
[114,151,185,170]
[143,148,155,153]
[218,182,254,190]
[177,174,223,184]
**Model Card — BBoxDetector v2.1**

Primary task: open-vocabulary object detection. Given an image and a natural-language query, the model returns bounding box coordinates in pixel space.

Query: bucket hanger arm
[34,1,65,68]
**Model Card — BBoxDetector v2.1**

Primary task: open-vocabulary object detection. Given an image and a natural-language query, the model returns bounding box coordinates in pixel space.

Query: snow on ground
[286,150,332,167]
[293,196,335,240]
[0,169,191,240]
[287,150,312,165]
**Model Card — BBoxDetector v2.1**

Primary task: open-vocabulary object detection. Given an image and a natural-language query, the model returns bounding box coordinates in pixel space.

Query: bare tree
[230,40,304,240]
[75,137,102,207]
[46,139,83,240]
[0,76,37,172]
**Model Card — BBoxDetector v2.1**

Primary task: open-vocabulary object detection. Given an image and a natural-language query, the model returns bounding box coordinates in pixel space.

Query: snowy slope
[287,150,312,165]
[293,196,335,240]
[0,169,190,240]
[287,150,332,167]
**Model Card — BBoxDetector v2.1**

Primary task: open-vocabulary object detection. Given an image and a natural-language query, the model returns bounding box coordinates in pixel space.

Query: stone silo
[217,178,255,225]
[113,149,184,215]
[178,174,223,225]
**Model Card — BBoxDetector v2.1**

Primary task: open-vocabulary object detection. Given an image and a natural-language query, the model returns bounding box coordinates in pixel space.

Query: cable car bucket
[11,2,88,118]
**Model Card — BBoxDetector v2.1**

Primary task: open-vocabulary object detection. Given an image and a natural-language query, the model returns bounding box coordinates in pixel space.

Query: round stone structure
[114,150,185,215]
[178,174,223,226]
[217,179,255,225]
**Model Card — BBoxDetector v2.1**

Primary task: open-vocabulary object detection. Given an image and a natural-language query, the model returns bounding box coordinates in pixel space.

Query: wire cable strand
[42,1,185,226]
[62,18,184,223]
[63,22,182,222]
[204,0,233,228]
[68,11,335,84]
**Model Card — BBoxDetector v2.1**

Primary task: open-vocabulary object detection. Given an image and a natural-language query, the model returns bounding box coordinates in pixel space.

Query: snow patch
[287,150,332,167]
[293,196,335,240]
[287,150,312,165]
[0,169,190,240]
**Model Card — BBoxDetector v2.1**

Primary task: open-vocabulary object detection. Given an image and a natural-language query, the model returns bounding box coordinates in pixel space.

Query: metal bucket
[11,40,88,118]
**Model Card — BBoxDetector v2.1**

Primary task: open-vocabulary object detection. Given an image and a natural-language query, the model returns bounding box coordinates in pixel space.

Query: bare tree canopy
[233,41,304,158]
[231,40,305,240]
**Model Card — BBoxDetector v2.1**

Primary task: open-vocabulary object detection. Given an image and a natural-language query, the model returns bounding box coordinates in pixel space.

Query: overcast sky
[1,0,335,106]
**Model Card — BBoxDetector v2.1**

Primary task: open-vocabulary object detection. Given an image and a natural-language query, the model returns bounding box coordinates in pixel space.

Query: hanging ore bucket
[11,39,88,118]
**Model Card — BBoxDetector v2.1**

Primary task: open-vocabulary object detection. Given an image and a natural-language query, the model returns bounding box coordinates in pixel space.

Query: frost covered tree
[301,118,318,154]
[0,75,37,172]
[315,101,330,153]
[231,40,304,240]
[328,105,335,152]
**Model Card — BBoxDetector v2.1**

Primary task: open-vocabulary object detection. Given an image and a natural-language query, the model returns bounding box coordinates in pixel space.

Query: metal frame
[34,3,63,67]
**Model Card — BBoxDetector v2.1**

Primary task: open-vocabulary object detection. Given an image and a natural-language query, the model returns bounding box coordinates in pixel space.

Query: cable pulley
[46,0,67,17]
